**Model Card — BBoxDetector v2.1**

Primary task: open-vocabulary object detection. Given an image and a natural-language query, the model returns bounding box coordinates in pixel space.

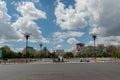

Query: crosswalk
[29,61,119,64]
[29,60,120,64]
[29,61,93,64]
[0,60,120,65]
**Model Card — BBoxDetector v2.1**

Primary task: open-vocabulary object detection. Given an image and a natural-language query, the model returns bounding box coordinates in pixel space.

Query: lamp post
[52,50,56,62]
[91,33,97,62]
[23,32,31,63]
[40,43,43,53]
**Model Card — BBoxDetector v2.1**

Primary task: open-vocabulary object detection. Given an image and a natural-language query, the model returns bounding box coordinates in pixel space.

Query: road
[0,62,120,80]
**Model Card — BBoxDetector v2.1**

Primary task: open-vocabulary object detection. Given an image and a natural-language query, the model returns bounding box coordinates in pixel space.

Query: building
[75,43,84,54]
[81,44,105,54]
[106,45,116,54]
[56,49,64,56]
[42,47,50,55]
[82,46,94,54]
[96,44,105,53]
[22,46,36,55]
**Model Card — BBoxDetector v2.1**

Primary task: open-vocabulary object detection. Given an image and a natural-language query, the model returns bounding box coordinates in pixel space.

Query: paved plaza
[0,62,120,80]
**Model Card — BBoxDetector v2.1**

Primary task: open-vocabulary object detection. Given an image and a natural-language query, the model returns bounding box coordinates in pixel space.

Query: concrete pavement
[0,62,120,80]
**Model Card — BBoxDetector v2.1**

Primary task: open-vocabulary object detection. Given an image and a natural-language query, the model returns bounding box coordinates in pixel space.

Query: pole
[26,38,28,63]
[23,32,31,63]
[93,35,96,62]
[94,38,96,62]
[40,44,42,54]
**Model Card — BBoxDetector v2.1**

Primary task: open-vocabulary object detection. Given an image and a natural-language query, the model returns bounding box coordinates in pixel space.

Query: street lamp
[39,43,43,60]
[91,33,97,62]
[52,50,56,62]
[40,43,43,52]
[23,32,31,63]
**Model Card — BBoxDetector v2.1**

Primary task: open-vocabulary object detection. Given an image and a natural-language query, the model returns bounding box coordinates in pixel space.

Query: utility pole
[23,32,31,63]
[91,33,97,62]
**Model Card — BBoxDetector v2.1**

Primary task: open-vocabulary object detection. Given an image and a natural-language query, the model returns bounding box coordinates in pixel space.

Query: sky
[0,0,120,52]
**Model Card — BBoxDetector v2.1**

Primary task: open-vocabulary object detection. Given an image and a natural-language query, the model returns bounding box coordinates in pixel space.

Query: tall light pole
[40,43,43,54]
[23,32,31,63]
[91,33,97,62]
[40,43,43,50]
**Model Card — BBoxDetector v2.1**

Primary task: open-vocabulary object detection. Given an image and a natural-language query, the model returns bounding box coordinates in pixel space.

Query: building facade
[55,49,64,56]
[22,46,36,55]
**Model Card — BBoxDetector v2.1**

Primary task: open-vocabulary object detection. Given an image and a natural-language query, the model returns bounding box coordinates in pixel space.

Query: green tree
[0,47,15,59]
[0,46,24,59]
[63,52,74,58]
[16,52,24,58]
[112,51,120,58]
[96,52,111,57]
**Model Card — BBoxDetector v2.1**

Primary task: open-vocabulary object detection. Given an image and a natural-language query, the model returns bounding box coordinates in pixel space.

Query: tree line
[0,46,120,60]
[63,52,120,59]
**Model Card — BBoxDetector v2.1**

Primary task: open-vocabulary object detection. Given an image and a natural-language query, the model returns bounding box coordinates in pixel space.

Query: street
[0,62,120,80]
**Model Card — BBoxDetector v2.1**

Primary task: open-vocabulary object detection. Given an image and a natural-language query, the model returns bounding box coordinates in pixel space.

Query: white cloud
[0,1,10,22]
[87,0,120,38]
[86,36,120,47]
[96,0,120,37]
[89,26,99,35]
[88,0,120,46]
[55,0,101,30]
[87,0,120,37]
[17,2,46,20]
[31,0,40,3]
[0,1,22,42]
[15,48,23,52]
[56,44,62,49]
[98,36,120,46]
[0,1,48,43]
[67,38,79,44]
[55,0,87,30]
[55,0,120,46]
[53,31,84,40]
[12,2,49,43]
[53,31,84,45]
[0,42,5,48]
[56,38,64,44]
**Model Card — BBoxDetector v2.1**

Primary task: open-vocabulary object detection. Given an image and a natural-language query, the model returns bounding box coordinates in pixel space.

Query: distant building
[83,46,94,54]
[37,46,51,57]
[75,43,84,54]
[22,46,36,55]
[72,44,120,56]
[106,45,116,54]
[96,44,105,53]
[56,49,64,56]
[116,45,120,52]
[42,47,50,55]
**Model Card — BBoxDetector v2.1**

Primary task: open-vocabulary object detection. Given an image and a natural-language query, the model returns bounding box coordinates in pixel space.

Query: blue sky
[0,0,120,52]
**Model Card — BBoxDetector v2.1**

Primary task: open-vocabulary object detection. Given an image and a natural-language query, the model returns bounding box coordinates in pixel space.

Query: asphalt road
[0,62,120,80]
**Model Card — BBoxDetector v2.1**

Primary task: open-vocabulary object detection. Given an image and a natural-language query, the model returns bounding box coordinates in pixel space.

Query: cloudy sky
[0,0,120,52]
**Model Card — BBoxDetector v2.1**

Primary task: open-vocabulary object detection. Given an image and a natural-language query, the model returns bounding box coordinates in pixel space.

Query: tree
[15,52,24,58]
[0,46,13,59]
[0,46,24,59]
[96,52,111,57]
[63,52,74,58]
[112,51,120,58]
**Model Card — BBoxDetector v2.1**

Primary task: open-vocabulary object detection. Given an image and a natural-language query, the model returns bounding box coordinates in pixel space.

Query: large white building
[22,46,36,55]
[55,49,64,56]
